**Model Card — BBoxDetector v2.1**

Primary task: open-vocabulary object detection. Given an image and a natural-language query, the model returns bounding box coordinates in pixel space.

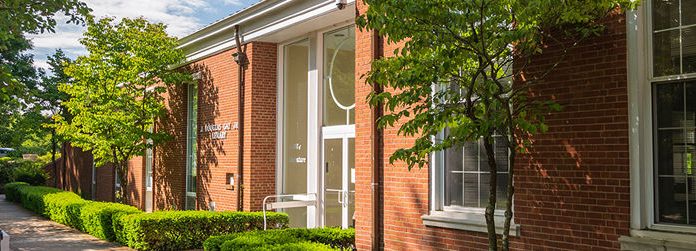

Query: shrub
[17,185,64,214]
[3,182,29,201]
[80,202,140,241]
[44,192,89,229]
[112,211,141,245]
[220,240,337,251]
[117,210,289,250]
[204,228,355,251]
[12,162,48,186]
[0,159,16,194]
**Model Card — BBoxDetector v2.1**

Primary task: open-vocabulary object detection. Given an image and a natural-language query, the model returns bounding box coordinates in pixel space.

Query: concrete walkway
[0,194,131,251]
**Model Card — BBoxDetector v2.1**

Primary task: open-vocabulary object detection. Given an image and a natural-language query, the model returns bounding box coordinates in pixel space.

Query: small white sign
[201,122,235,140]
[351,168,355,184]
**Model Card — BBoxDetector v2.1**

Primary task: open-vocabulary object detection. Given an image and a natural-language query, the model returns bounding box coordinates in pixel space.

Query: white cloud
[28,0,224,69]
[222,0,244,6]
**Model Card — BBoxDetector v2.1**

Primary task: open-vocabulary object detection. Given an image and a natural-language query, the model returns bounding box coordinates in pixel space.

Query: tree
[0,0,91,102]
[54,17,191,203]
[357,1,636,250]
[36,50,73,186]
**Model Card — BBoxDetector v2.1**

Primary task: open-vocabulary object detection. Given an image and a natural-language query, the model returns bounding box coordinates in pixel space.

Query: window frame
[629,0,696,234]
[185,81,198,210]
[423,84,518,235]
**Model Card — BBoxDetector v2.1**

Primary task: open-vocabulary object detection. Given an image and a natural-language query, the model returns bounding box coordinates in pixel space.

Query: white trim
[321,125,355,138]
[422,211,519,236]
[179,0,356,64]
[626,0,696,236]
[308,32,321,228]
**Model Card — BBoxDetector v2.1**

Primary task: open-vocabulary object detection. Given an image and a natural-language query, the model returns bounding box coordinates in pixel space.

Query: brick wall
[126,156,145,209]
[155,82,188,210]
[154,41,278,212]
[244,42,277,211]
[354,2,630,250]
[45,144,115,202]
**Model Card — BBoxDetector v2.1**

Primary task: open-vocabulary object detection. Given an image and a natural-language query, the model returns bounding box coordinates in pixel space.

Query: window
[651,0,696,227]
[185,82,198,210]
[281,39,309,227]
[424,128,516,234]
[444,131,510,210]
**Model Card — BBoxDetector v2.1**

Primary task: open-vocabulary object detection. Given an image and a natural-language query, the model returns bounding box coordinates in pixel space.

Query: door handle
[325,162,329,173]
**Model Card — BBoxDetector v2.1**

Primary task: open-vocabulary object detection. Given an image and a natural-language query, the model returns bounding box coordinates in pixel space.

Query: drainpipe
[370,29,384,250]
[233,25,248,212]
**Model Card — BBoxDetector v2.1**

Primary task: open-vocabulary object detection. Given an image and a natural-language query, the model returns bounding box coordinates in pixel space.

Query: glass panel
[186,195,196,211]
[282,40,309,227]
[690,178,696,225]
[683,1,696,26]
[479,174,509,210]
[653,30,681,77]
[657,129,688,176]
[462,141,478,171]
[683,27,696,73]
[657,176,688,224]
[653,0,679,30]
[348,138,355,227]
[185,83,198,210]
[323,26,356,126]
[145,145,153,189]
[497,174,509,209]
[495,136,509,172]
[462,173,478,208]
[324,139,343,227]
[655,83,684,128]
[478,140,490,172]
[445,144,463,207]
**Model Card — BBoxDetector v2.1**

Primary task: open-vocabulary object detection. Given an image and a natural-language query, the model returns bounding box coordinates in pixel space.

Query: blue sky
[28,0,259,70]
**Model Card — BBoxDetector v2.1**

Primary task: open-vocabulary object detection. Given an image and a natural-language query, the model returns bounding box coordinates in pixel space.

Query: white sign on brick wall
[201,122,238,140]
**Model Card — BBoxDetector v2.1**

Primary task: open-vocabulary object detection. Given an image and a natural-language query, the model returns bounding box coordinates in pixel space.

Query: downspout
[370,29,384,250]
[233,25,248,212]
[62,142,67,190]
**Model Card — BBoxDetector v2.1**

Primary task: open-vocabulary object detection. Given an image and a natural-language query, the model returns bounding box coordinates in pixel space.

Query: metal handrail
[262,193,317,230]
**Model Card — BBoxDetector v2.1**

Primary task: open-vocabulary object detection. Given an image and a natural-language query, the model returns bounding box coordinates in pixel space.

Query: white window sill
[619,229,696,251]
[422,210,519,237]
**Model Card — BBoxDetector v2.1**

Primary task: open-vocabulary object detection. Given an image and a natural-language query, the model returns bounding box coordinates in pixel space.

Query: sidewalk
[0,194,131,251]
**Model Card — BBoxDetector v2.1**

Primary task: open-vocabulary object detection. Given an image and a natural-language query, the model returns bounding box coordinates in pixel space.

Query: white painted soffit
[178,0,356,64]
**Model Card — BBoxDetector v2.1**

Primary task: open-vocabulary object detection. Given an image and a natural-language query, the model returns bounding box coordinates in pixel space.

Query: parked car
[0,148,15,158]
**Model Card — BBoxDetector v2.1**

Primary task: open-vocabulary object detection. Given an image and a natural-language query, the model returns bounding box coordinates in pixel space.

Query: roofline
[175,0,355,65]
[178,0,287,49]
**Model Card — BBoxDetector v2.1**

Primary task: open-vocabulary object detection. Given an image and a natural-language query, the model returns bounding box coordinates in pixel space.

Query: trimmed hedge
[80,202,140,241]
[44,192,89,229]
[4,183,293,251]
[204,228,355,251]
[221,240,336,251]
[115,210,289,251]
[3,182,29,201]
[16,185,64,214]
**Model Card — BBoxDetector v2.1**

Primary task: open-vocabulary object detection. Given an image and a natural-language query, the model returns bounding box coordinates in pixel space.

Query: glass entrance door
[321,26,355,229]
[322,135,355,228]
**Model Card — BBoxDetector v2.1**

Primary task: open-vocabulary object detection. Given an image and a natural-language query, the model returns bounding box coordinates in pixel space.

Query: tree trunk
[502,148,516,250]
[115,161,129,205]
[51,129,57,187]
[482,135,499,251]
[62,142,67,190]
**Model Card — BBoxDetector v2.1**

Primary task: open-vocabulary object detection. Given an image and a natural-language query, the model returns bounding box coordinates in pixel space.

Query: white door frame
[276,22,355,229]
[321,125,355,228]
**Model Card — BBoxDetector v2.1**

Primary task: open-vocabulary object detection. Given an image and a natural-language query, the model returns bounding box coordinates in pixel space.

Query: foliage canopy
[54,17,191,202]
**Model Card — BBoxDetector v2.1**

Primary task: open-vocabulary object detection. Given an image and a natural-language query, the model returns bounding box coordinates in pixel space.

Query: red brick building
[53,0,696,250]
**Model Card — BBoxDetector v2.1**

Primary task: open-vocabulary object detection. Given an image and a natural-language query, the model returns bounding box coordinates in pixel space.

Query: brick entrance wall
[353,1,630,250]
